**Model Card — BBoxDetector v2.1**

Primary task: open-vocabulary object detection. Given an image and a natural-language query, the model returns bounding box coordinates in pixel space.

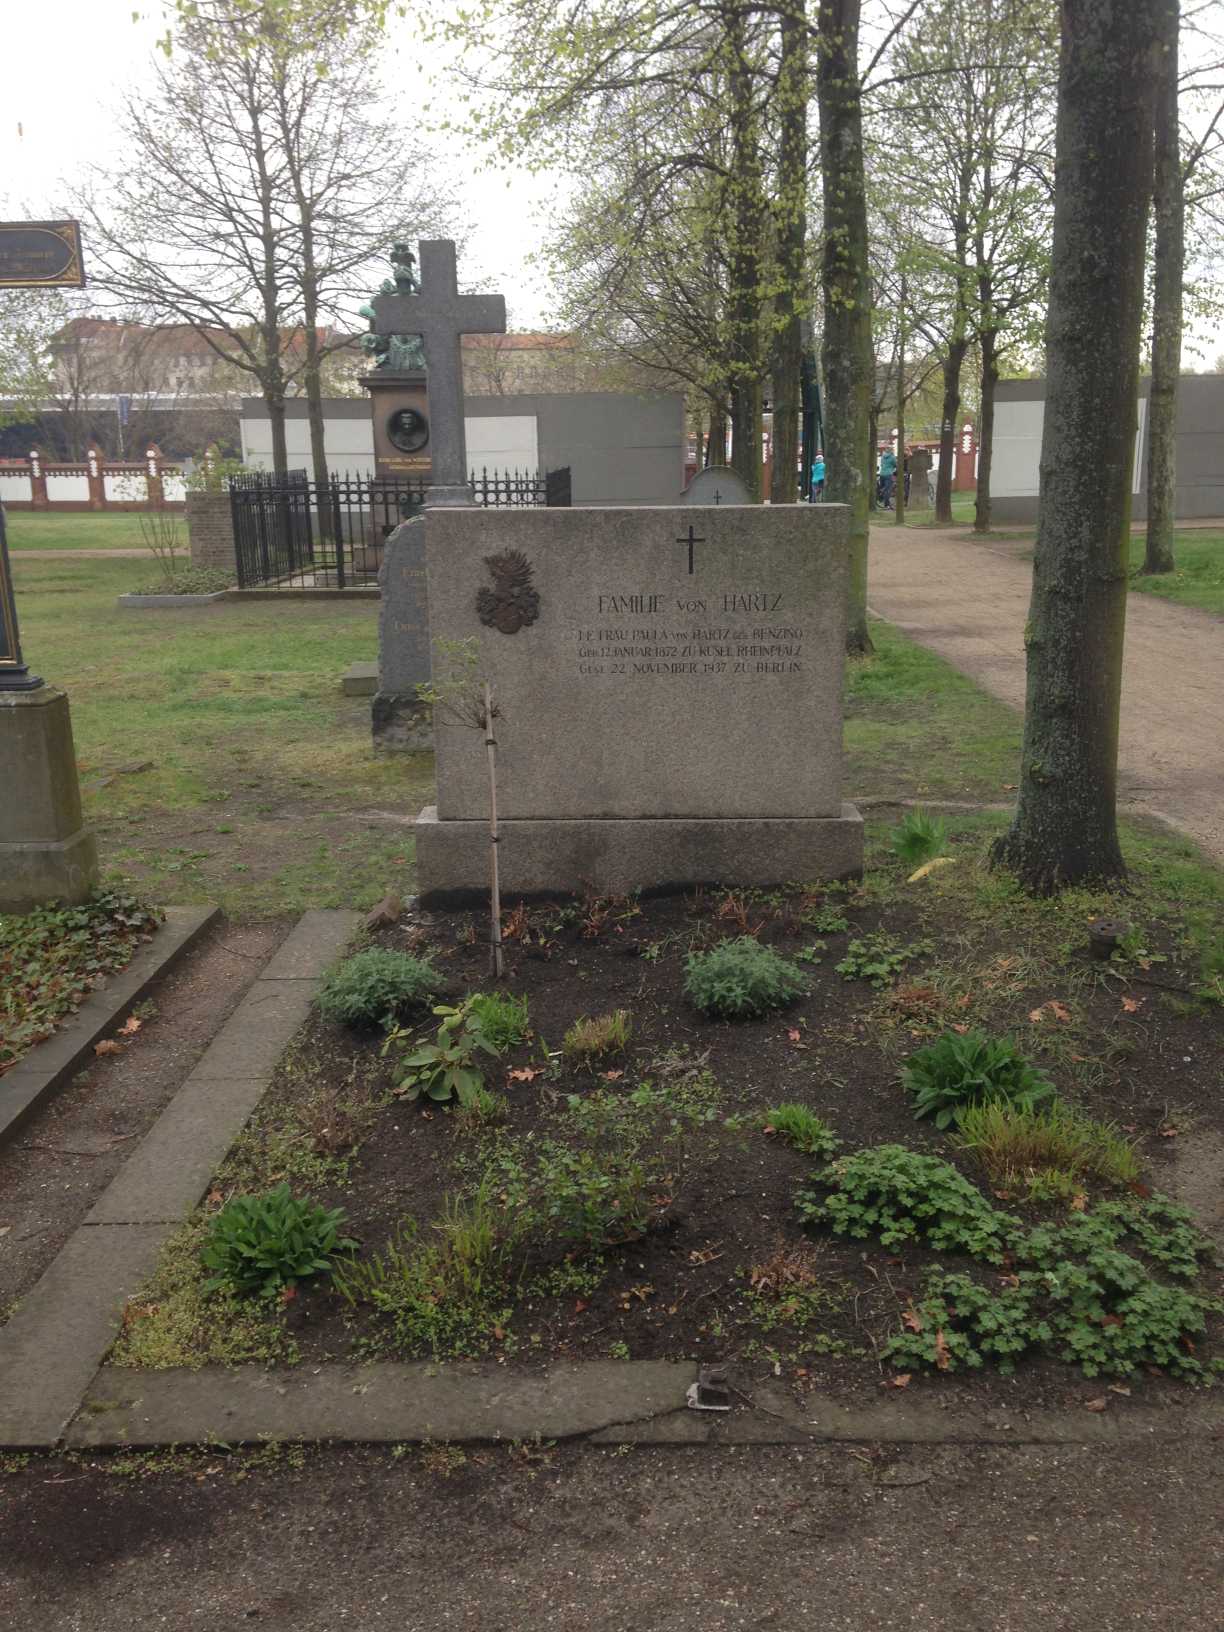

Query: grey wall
[464,391,686,505]
[991,375,1224,524]
[240,391,687,505]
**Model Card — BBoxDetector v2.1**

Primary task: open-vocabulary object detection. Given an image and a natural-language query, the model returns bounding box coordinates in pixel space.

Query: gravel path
[868,524,1224,864]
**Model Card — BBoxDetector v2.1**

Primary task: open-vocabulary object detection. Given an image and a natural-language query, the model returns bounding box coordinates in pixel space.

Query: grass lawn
[1129,530,1224,617]
[13,555,428,919]
[5,512,152,550]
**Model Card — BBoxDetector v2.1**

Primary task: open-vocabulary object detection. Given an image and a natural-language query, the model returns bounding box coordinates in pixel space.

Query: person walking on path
[810,451,825,502]
[879,447,898,510]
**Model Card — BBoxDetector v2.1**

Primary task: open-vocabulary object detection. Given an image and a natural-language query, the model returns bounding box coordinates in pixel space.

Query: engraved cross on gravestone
[370,240,507,506]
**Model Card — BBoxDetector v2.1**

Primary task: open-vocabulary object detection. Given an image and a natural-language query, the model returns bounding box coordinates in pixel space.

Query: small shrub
[563,1009,633,1061]
[315,948,441,1030]
[684,937,807,1020]
[952,1099,1140,1197]
[763,1104,839,1159]
[797,1145,1018,1263]
[466,990,530,1050]
[453,1083,508,1134]
[200,1184,357,1296]
[890,808,948,868]
[835,933,933,988]
[385,998,502,1105]
[901,1029,1056,1130]
[802,904,850,934]
[128,565,234,596]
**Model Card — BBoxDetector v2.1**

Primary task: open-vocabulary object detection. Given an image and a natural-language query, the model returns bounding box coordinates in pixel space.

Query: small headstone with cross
[369,240,506,506]
[679,464,752,506]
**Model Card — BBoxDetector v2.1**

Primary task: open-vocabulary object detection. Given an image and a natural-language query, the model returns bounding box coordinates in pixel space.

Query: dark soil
[224,877,1224,1415]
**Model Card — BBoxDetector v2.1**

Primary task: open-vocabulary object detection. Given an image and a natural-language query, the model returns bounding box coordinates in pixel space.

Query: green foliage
[563,1008,633,1061]
[835,933,934,988]
[900,1029,1056,1130]
[200,1184,356,1296]
[314,947,442,1030]
[797,1146,1018,1263]
[385,998,505,1105]
[890,808,948,868]
[763,1103,839,1158]
[684,936,807,1020]
[466,990,530,1050]
[952,1099,1140,1196]
[1017,1195,1211,1282]
[801,903,850,934]
[0,889,163,1073]
[336,1186,514,1360]
[453,1083,509,1133]
[128,565,234,596]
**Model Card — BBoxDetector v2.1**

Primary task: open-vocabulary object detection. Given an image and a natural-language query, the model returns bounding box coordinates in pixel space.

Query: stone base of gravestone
[0,685,98,912]
[411,504,863,902]
[372,516,432,752]
[908,450,932,511]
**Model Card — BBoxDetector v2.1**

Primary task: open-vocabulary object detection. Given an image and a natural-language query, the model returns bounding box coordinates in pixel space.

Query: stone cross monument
[369,240,507,506]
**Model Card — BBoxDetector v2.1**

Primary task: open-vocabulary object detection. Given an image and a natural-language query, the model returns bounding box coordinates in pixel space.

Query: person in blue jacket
[810,451,825,501]
[879,447,898,509]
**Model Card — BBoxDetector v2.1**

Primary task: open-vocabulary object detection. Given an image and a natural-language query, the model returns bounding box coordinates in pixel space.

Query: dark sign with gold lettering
[0,508,41,689]
[0,221,86,289]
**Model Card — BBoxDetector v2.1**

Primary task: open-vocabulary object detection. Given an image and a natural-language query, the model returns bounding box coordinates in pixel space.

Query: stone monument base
[1,685,99,913]
[371,692,432,753]
[413,803,863,906]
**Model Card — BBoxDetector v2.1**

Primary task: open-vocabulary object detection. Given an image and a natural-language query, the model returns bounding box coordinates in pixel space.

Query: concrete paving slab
[68,1360,696,1448]
[0,1224,169,1447]
[0,905,219,1147]
[184,978,316,1080]
[85,1076,272,1224]
[257,908,361,981]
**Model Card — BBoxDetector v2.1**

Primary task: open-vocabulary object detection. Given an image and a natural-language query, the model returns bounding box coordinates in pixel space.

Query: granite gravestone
[680,465,751,505]
[908,448,932,510]
[414,504,863,901]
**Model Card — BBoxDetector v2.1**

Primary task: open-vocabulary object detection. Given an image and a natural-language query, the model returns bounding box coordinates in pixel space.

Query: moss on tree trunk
[817,0,873,653]
[992,0,1159,893]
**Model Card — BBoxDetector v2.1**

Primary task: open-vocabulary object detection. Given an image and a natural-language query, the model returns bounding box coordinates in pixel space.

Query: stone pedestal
[0,685,98,912]
[372,516,432,753]
[908,449,932,511]
[362,371,431,481]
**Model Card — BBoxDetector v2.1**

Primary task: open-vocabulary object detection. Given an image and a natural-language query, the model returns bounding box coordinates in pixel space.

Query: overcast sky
[0,0,565,328]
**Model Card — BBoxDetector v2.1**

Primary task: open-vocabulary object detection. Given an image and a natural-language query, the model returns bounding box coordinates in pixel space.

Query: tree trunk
[1144,0,1182,575]
[816,0,874,653]
[770,0,808,505]
[992,0,1159,893]
[934,339,968,524]
[267,392,289,476]
[725,2,764,500]
[974,327,999,533]
[894,272,907,526]
[707,400,728,466]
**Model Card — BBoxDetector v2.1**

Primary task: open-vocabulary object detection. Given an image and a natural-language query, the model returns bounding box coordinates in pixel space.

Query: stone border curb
[64,1363,1224,1451]
[117,592,228,608]
[0,905,221,1151]
[0,908,360,1449]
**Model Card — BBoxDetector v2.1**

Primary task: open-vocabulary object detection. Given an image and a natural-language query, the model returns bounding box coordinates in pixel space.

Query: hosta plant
[901,1029,1056,1130]
[200,1184,357,1296]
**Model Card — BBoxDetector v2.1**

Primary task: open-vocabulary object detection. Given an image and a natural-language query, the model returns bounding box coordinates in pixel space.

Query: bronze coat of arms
[476,550,541,634]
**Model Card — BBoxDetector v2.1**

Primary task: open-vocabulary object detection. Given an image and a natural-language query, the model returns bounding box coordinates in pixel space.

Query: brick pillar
[186,490,237,578]
[145,444,165,510]
[29,450,48,511]
[86,444,106,510]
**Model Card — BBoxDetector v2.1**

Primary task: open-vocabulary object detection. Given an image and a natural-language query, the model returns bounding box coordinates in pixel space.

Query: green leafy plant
[835,933,933,988]
[1,889,163,1074]
[763,1104,839,1158]
[453,1083,508,1133]
[797,1145,1019,1263]
[128,564,234,596]
[466,990,530,1050]
[952,1099,1140,1197]
[684,937,807,1020]
[901,1029,1056,1130]
[802,904,850,934]
[385,998,503,1105]
[563,1009,633,1061]
[200,1184,356,1296]
[890,808,948,868]
[315,947,442,1030]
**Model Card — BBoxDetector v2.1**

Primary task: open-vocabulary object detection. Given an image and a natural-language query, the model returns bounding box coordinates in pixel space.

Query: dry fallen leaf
[888,1373,912,1389]
[902,1308,924,1334]
[118,1016,143,1036]
[507,1066,541,1084]
[1069,1192,1088,1212]
[1160,1125,1179,1139]
[1120,995,1144,1014]
[1108,1383,1131,1397]
[1050,1000,1071,1022]
[787,1028,802,1043]
[933,1329,952,1371]
[93,1039,125,1056]
[602,1069,624,1081]
[950,1022,970,1035]
[1084,1397,1108,1412]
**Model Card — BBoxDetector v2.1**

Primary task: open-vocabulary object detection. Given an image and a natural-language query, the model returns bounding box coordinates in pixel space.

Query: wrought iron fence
[229,467,572,590]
